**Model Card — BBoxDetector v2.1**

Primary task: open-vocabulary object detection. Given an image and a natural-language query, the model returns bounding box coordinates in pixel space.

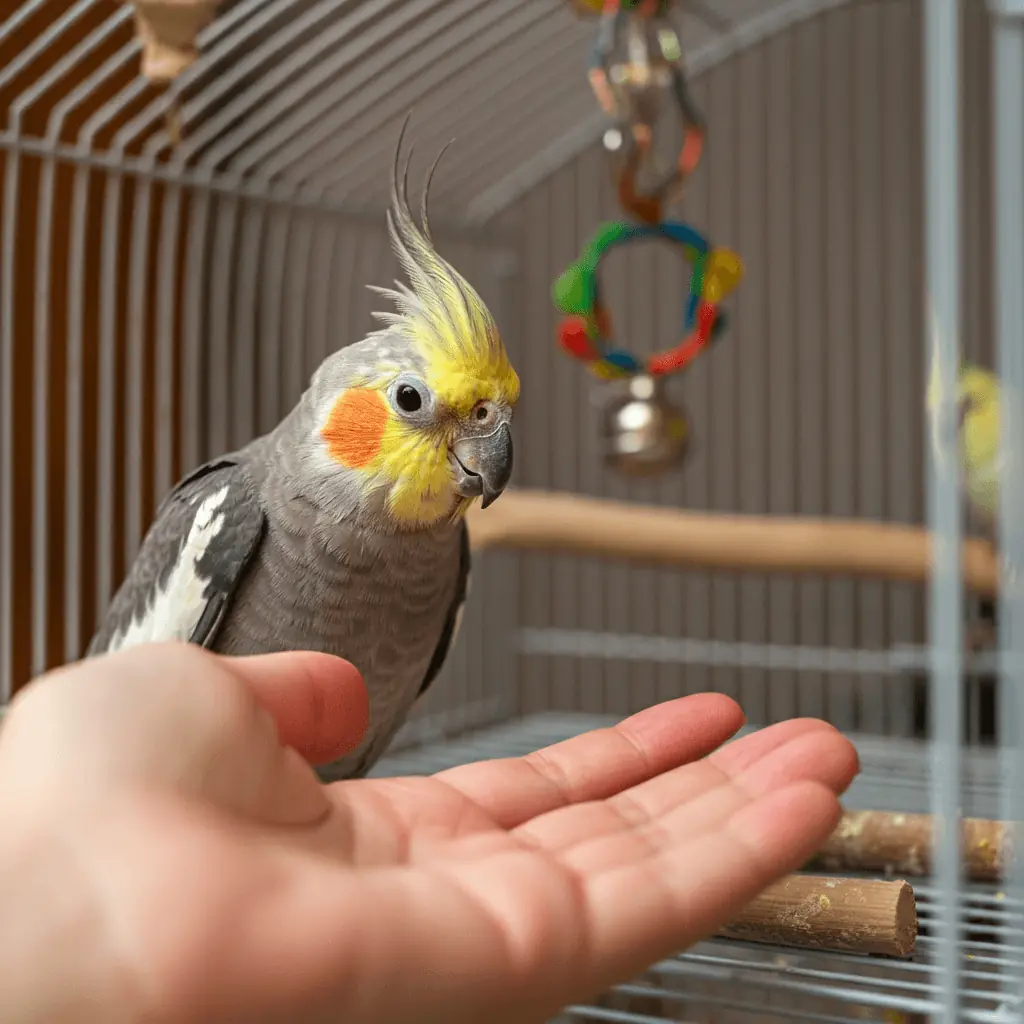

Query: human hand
[0,643,858,1024]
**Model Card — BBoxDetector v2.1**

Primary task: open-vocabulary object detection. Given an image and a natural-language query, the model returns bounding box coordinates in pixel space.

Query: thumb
[220,650,369,766]
[0,645,368,829]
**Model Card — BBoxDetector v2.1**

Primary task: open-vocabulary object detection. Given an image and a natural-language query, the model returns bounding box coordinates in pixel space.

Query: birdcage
[1,0,1023,1021]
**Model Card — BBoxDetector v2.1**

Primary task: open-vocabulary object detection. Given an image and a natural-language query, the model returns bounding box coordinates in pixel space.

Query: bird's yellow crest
[367,122,520,417]
[337,121,520,527]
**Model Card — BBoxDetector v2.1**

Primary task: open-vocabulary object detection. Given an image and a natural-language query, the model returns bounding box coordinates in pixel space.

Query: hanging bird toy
[552,219,742,476]
[574,0,707,223]
[552,219,743,380]
[552,220,737,475]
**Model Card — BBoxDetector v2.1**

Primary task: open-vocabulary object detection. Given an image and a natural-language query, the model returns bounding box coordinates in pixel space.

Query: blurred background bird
[926,351,1001,524]
[957,364,1001,525]
[927,353,1001,656]
[955,364,1001,656]
[918,352,1002,741]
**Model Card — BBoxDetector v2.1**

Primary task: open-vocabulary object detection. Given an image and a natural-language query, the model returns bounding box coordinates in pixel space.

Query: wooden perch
[467,489,999,597]
[128,0,221,82]
[717,875,917,958]
[808,810,1011,883]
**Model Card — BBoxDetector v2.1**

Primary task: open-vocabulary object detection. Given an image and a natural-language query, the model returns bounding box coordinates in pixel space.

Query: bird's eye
[472,400,497,425]
[396,384,423,413]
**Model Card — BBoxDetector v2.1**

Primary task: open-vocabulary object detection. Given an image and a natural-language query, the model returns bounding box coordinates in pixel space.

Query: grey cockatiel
[87,127,521,780]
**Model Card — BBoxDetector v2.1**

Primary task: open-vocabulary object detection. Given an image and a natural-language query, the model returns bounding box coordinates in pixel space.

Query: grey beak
[451,423,514,508]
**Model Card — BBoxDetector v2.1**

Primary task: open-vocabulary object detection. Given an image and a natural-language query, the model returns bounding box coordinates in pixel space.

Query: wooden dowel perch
[808,810,1011,883]
[716,875,917,958]
[467,490,999,597]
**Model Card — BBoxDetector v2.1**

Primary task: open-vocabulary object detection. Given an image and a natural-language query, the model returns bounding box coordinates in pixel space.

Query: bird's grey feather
[212,414,465,781]
[417,523,470,700]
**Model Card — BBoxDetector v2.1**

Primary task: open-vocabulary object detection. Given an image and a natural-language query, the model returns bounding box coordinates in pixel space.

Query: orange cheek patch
[322,388,388,468]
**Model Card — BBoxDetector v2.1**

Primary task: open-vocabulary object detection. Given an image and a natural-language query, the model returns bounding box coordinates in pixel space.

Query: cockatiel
[955,365,1001,524]
[927,352,1002,651]
[87,124,520,780]
[927,355,1001,524]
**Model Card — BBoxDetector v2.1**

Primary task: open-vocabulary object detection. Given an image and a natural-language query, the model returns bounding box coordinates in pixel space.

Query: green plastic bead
[552,264,592,316]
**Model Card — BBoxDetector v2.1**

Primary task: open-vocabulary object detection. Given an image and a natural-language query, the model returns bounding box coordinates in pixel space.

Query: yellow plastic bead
[590,361,629,380]
[703,248,744,303]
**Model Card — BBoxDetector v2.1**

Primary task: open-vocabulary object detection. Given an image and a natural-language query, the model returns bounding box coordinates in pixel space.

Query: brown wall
[0,0,173,695]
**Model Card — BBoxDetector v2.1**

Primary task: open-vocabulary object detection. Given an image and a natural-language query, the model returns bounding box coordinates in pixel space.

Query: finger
[619,718,857,822]
[709,717,844,775]
[239,727,847,1023]
[260,782,842,1024]
[575,780,842,989]
[633,720,859,819]
[0,645,336,829]
[718,721,860,794]
[515,724,857,856]
[315,695,744,868]
[437,693,745,829]
[221,651,369,766]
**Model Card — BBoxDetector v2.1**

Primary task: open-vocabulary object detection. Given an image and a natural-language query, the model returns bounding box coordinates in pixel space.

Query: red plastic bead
[648,350,683,376]
[698,302,717,336]
[649,332,708,377]
[559,317,597,360]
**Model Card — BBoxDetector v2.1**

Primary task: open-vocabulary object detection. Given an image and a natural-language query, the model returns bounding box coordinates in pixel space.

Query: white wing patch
[107,486,232,653]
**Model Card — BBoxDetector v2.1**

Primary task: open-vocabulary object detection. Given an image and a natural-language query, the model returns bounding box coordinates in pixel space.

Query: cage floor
[372,714,1021,1024]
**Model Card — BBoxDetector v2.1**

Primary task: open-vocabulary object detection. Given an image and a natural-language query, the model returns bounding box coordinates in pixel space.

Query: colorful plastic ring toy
[551,220,743,380]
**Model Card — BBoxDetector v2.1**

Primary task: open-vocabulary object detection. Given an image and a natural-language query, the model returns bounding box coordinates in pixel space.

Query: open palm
[0,645,858,1024]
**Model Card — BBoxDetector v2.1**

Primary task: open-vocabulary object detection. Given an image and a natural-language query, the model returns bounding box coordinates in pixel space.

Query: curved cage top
[0,0,853,226]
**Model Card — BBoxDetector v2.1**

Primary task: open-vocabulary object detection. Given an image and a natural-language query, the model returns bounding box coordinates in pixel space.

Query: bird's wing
[417,519,471,699]
[87,458,266,656]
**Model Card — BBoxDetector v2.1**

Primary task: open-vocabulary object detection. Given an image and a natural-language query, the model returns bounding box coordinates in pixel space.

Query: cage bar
[923,1,965,1019]
[992,0,1024,1016]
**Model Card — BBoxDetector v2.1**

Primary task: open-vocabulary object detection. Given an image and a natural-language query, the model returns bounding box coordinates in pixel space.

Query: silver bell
[599,374,689,477]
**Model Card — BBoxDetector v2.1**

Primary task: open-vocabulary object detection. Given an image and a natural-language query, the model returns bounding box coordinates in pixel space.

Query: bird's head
[303,126,520,531]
